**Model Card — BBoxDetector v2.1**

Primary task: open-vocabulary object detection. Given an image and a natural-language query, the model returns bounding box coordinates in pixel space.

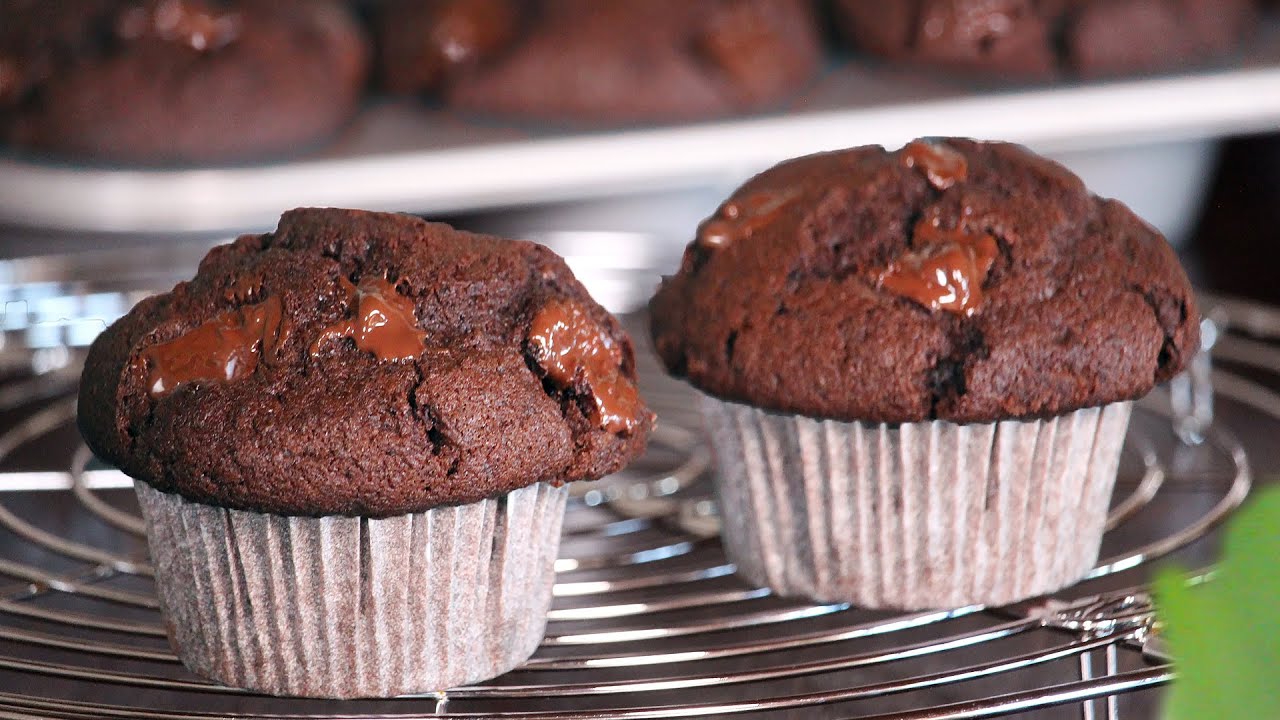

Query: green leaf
[1155,485,1280,719]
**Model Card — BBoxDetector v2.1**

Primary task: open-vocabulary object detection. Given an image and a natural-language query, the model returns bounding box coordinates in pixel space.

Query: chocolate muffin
[833,0,1257,79]
[0,0,369,164]
[378,0,824,122]
[374,0,521,95]
[650,138,1198,609]
[79,208,653,696]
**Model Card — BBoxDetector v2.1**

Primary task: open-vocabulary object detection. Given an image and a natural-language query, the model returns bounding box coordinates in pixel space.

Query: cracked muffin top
[78,208,653,517]
[649,138,1199,424]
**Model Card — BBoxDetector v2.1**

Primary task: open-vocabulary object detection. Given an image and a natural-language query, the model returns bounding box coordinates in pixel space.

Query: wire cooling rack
[0,259,1276,719]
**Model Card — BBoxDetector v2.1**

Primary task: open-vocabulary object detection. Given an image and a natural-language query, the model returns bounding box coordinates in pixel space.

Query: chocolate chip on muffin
[833,0,1257,79]
[79,207,653,517]
[0,0,370,164]
[431,0,823,122]
[650,138,1199,424]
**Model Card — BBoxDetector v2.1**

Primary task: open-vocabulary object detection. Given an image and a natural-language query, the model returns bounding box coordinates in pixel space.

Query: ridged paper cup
[700,396,1133,609]
[135,481,568,698]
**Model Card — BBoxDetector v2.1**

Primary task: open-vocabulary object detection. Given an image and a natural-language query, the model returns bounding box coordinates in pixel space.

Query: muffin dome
[649,138,1199,424]
[79,208,653,516]
[833,0,1256,79]
[0,0,368,163]
[438,0,824,122]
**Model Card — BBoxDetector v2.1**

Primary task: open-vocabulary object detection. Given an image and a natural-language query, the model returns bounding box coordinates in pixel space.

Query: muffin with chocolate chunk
[0,0,368,164]
[78,208,653,697]
[833,0,1256,79]
[650,138,1198,609]
[378,0,823,122]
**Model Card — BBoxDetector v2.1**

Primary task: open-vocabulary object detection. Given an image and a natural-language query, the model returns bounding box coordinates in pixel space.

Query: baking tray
[3,19,1280,235]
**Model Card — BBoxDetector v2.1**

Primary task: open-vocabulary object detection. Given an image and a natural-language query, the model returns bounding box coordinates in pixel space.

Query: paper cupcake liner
[701,397,1133,609]
[136,481,568,699]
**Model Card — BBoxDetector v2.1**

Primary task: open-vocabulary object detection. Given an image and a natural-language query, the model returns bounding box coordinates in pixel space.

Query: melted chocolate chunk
[116,0,242,52]
[528,300,640,433]
[877,219,998,316]
[141,296,288,396]
[901,140,968,190]
[695,189,800,250]
[311,276,426,362]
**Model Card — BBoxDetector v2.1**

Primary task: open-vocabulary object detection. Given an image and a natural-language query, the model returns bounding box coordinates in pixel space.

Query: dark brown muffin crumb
[649,138,1199,424]
[79,208,653,517]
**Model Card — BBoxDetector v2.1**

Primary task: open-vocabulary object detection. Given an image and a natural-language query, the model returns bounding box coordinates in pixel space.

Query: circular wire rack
[0,250,1275,720]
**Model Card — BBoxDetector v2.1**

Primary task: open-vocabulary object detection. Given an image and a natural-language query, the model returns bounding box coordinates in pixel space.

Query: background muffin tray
[0,246,1277,718]
[2,22,1280,235]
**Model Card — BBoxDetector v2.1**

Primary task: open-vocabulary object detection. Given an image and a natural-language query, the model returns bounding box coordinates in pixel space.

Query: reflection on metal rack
[0,287,1274,719]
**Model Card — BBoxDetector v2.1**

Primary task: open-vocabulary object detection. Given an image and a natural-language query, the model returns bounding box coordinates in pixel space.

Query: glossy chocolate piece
[877,220,999,316]
[901,140,969,190]
[528,299,641,433]
[696,189,800,250]
[311,277,427,362]
[141,296,288,396]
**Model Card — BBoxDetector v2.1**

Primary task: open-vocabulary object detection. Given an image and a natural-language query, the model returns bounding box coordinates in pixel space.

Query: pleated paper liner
[701,396,1133,609]
[136,481,568,698]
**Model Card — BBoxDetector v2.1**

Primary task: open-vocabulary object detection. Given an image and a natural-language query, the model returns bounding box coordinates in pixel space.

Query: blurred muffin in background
[375,0,521,95]
[833,0,1257,80]
[377,0,825,123]
[0,0,369,165]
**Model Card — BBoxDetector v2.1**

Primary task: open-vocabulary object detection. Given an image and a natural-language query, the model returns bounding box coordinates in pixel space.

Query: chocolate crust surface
[378,0,823,122]
[649,138,1199,424]
[79,208,653,517]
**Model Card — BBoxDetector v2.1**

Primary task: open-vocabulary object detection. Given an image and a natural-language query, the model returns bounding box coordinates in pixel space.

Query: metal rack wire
[0,264,1276,718]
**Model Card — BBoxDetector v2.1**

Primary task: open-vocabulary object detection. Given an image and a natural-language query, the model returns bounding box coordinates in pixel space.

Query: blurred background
[1,1,1277,304]
[0,1,1278,719]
